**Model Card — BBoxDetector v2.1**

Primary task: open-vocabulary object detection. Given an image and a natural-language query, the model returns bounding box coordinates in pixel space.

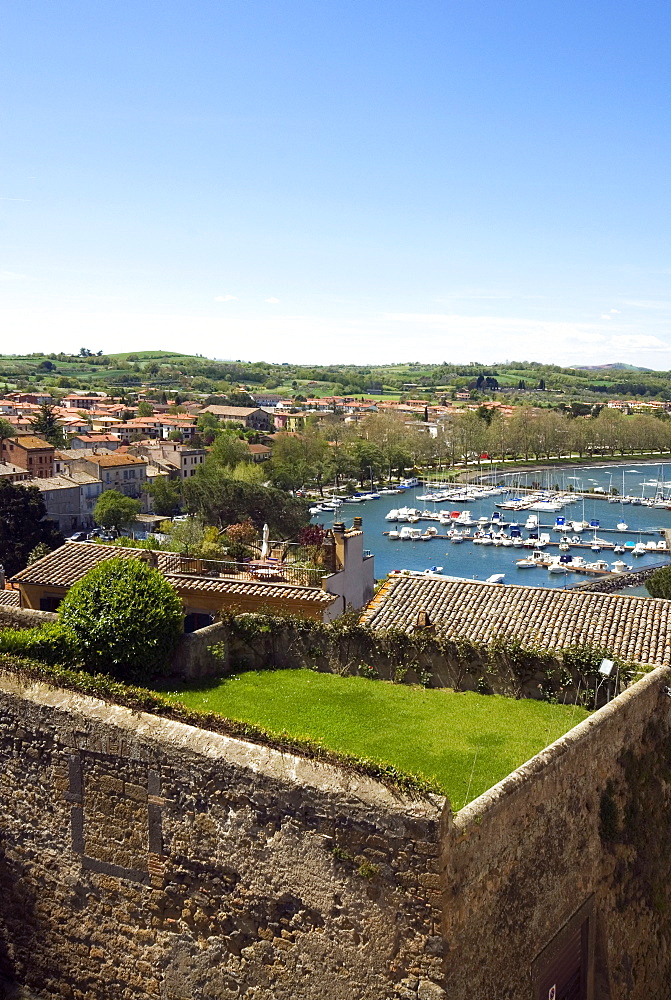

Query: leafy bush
[0,623,78,666]
[57,558,183,679]
[646,566,671,600]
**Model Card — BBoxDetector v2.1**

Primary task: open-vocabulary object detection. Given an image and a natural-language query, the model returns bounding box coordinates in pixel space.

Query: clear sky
[1,1,670,367]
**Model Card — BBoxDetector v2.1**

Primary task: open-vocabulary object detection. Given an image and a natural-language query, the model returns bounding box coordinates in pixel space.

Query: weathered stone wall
[441,666,671,999]
[0,672,447,1000]
[168,617,613,703]
[0,607,56,632]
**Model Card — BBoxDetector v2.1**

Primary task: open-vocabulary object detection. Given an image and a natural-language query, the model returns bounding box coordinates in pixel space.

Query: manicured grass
[160,670,589,807]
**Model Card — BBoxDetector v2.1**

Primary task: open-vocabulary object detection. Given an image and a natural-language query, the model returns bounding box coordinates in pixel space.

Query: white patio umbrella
[260,522,270,560]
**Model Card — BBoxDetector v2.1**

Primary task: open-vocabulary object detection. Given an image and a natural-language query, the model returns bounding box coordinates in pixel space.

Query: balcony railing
[158,553,325,589]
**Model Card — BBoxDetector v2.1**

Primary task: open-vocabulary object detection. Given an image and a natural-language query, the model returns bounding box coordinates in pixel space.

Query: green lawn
[160,670,589,807]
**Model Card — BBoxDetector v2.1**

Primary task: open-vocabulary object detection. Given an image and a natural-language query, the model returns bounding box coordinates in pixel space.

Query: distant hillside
[572,363,654,373]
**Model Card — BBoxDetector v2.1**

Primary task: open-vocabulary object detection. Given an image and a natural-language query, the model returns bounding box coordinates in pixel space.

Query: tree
[26,542,53,565]
[58,558,183,679]
[30,403,66,447]
[94,490,141,530]
[646,566,671,600]
[208,430,248,468]
[0,481,63,576]
[182,467,309,538]
[0,417,14,459]
[144,477,181,517]
[137,401,154,417]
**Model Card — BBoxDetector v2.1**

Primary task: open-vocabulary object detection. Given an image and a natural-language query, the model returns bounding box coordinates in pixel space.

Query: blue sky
[1,1,670,367]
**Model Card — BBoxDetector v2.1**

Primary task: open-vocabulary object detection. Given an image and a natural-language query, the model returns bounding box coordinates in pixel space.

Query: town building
[10,520,375,624]
[130,442,206,479]
[69,434,121,450]
[1,436,55,478]
[247,443,272,462]
[69,453,148,501]
[199,405,272,431]
[29,475,90,535]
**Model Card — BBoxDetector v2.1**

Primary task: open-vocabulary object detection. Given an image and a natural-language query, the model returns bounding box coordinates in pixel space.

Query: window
[40,595,62,612]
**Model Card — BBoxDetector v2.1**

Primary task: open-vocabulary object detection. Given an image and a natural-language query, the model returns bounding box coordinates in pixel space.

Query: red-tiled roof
[362,576,671,667]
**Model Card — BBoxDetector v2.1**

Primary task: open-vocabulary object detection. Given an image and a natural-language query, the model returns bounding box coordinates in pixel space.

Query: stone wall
[168,617,616,704]
[0,672,447,1000]
[0,607,56,632]
[3,665,671,998]
[441,665,671,999]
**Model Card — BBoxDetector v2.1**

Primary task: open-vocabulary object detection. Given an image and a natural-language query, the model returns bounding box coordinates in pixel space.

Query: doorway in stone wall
[537,919,588,999]
[532,898,594,1000]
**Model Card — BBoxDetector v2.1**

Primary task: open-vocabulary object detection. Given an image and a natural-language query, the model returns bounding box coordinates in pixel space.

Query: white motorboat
[486,573,506,584]
[525,514,539,530]
[422,527,438,540]
[456,510,475,525]
[385,509,400,521]
[612,560,629,573]
[632,542,647,556]
[399,527,423,541]
[616,520,628,531]
[387,530,400,539]
[516,551,547,568]
[613,545,625,554]
[547,558,567,574]
[586,559,609,572]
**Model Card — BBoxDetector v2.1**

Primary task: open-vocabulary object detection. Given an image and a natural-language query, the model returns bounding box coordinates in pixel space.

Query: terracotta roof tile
[361,576,671,667]
[11,542,335,607]
[11,542,147,587]
[0,590,21,606]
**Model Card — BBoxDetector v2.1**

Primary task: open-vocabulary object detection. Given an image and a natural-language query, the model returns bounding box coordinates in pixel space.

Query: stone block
[417,979,446,999]
[124,782,148,802]
[96,775,124,795]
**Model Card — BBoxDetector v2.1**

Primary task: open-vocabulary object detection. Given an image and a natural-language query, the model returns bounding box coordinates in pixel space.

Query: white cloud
[622,299,671,310]
[610,308,620,314]
[600,314,611,320]
[266,297,280,304]
[214,294,237,302]
[610,334,668,351]
[0,270,27,281]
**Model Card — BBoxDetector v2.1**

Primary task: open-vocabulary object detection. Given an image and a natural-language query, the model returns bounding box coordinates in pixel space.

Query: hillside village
[4,353,671,998]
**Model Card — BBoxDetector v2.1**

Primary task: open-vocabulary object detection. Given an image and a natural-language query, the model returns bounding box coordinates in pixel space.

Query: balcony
[158,553,325,589]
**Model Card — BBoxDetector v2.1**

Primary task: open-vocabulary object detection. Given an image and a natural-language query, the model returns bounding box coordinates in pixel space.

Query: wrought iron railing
[158,553,325,589]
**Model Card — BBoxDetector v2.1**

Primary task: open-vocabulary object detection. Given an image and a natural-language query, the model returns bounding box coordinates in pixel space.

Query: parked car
[67,532,88,542]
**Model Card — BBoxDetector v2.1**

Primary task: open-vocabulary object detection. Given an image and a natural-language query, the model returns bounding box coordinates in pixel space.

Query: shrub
[0,623,78,666]
[646,566,671,600]
[57,558,183,679]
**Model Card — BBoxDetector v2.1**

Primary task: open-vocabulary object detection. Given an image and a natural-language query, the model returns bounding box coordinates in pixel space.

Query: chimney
[352,516,363,530]
[0,564,5,590]
[332,522,346,570]
[415,609,433,631]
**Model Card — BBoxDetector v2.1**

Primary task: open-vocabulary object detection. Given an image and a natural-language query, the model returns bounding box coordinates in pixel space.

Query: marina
[310,462,671,589]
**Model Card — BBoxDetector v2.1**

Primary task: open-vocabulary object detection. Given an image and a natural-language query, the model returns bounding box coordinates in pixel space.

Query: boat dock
[381,530,664,553]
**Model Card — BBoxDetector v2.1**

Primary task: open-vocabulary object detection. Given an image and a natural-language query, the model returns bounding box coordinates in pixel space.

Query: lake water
[310,462,671,590]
